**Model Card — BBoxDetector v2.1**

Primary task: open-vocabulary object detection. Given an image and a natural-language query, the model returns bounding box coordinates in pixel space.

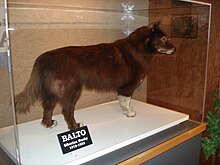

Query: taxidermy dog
[14,22,176,130]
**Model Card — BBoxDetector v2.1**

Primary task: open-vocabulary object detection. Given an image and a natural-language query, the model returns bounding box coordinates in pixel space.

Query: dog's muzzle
[157,47,176,55]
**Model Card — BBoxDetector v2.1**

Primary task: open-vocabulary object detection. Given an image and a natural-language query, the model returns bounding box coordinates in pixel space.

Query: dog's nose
[166,47,176,55]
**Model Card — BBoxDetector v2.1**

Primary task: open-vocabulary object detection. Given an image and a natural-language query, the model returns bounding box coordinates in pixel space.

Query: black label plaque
[57,126,93,154]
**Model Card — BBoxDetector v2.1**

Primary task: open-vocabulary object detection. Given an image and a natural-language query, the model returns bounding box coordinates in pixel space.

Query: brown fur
[14,22,175,130]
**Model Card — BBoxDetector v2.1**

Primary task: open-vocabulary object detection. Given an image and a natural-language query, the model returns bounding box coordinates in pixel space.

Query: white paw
[49,120,58,128]
[124,109,136,117]
[118,95,136,117]
[79,122,84,127]
[41,120,58,129]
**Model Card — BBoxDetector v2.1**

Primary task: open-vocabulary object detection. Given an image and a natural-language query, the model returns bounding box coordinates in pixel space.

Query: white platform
[0,100,189,165]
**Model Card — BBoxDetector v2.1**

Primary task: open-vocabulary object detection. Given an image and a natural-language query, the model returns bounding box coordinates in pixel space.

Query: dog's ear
[149,22,155,30]
[149,21,161,31]
[154,21,161,28]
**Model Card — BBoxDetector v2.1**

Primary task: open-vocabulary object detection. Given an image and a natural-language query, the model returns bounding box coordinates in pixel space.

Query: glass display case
[0,0,211,164]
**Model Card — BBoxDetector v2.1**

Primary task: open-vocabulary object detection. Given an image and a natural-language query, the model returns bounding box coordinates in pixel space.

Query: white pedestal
[0,100,189,165]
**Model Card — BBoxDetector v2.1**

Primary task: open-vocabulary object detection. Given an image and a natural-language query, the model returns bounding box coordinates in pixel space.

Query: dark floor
[0,147,16,165]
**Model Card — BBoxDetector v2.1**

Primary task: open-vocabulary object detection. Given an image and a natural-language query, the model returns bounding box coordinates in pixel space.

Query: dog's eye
[160,37,168,42]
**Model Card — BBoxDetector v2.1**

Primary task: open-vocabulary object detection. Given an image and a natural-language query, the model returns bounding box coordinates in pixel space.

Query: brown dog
[14,22,175,130]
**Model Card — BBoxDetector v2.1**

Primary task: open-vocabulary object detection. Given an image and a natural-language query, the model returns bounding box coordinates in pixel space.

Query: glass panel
[6,1,150,164]
[0,0,20,164]
[147,0,211,122]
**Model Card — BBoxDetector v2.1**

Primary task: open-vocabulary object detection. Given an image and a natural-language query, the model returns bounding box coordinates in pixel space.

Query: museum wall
[0,0,149,126]
[0,65,15,128]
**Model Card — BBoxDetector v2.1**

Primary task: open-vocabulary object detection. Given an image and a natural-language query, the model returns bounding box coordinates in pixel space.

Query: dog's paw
[78,122,84,127]
[49,120,58,128]
[124,110,136,117]
[41,120,58,129]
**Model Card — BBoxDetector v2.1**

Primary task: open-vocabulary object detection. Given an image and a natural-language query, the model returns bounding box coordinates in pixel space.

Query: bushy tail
[14,63,41,114]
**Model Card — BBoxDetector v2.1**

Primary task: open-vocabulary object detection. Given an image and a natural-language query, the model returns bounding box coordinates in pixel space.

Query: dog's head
[144,22,176,55]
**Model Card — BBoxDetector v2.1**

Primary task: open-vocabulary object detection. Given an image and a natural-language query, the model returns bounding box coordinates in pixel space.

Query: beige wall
[0,66,16,128]
[0,0,148,126]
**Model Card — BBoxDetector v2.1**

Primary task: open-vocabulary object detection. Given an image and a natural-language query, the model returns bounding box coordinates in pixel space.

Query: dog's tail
[14,62,41,114]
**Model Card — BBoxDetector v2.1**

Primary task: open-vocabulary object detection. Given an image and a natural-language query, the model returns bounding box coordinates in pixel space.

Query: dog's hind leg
[41,97,58,128]
[61,84,83,130]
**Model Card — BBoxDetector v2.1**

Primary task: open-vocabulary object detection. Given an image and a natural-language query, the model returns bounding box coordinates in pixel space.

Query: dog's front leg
[118,95,136,117]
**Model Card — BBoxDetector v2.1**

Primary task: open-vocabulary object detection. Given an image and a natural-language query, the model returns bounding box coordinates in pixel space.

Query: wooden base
[118,121,206,165]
